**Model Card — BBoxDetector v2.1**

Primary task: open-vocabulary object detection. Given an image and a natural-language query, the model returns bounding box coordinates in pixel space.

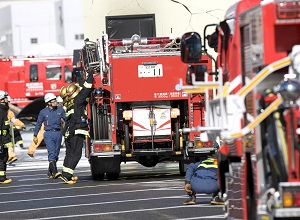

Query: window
[31,38,38,44]
[46,65,62,80]
[106,14,156,39]
[75,34,84,40]
[64,66,72,83]
[30,65,38,82]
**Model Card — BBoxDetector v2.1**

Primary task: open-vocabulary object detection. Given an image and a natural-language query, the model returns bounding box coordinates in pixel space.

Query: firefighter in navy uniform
[0,91,12,184]
[33,92,66,179]
[183,153,224,205]
[59,67,94,184]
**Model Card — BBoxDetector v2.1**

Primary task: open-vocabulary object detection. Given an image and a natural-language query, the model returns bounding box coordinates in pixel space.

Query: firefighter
[28,96,64,159]
[59,67,94,184]
[33,92,66,178]
[0,91,12,184]
[7,96,25,164]
[183,153,224,205]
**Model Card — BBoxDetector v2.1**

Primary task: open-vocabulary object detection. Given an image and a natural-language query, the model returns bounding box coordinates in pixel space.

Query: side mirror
[180,32,202,63]
[186,65,207,85]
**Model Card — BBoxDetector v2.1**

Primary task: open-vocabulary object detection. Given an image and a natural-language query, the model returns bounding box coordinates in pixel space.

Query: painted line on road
[0,196,221,217]
[0,178,183,193]
[25,204,224,220]
[174,215,225,219]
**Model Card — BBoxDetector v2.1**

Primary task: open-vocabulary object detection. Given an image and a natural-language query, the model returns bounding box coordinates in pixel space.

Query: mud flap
[90,156,121,174]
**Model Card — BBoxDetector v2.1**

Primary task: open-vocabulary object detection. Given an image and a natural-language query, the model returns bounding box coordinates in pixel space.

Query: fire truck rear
[179,0,300,219]
[0,56,73,108]
[80,34,216,180]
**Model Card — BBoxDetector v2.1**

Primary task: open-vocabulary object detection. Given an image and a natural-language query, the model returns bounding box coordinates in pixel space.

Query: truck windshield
[64,66,72,83]
[46,65,62,80]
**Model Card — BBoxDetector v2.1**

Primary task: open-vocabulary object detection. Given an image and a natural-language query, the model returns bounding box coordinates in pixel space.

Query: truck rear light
[93,143,102,152]
[283,191,293,207]
[93,143,112,152]
[123,110,132,120]
[103,144,112,152]
[195,139,204,148]
[276,1,300,19]
[171,108,180,118]
[294,192,300,207]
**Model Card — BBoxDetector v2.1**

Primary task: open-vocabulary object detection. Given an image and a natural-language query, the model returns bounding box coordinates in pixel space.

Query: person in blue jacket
[33,92,66,179]
[183,154,224,205]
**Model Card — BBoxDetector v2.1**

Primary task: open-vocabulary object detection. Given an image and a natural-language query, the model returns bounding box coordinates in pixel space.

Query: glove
[184,183,193,193]
[88,67,94,76]
[33,136,38,145]
[72,67,82,78]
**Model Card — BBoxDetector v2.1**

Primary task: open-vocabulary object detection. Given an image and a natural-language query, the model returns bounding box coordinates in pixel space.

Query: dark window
[46,65,62,80]
[30,65,38,82]
[31,38,38,44]
[106,14,156,39]
[80,34,84,39]
[64,66,72,83]
[75,34,79,40]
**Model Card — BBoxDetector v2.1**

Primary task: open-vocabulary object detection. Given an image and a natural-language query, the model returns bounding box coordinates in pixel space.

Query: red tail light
[294,192,300,207]
[93,143,102,152]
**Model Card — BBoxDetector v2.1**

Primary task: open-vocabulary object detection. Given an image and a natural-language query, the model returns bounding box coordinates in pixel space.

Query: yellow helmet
[67,83,80,99]
[60,86,68,100]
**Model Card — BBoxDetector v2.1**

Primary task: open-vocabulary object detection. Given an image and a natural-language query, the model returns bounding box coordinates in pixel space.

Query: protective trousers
[0,148,8,181]
[190,176,219,194]
[44,130,62,161]
[62,134,85,179]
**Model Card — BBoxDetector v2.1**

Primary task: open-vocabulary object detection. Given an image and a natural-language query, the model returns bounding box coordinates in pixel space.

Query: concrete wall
[82,0,240,41]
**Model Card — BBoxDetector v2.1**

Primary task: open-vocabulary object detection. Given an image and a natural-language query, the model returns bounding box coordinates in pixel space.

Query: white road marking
[22,204,224,220]
[0,196,221,215]
[0,178,183,192]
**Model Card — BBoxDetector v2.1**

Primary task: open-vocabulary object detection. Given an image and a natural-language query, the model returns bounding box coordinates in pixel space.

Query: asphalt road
[1,139,226,220]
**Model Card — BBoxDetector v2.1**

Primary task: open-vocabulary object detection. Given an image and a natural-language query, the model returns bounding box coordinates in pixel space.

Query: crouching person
[183,155,224,205]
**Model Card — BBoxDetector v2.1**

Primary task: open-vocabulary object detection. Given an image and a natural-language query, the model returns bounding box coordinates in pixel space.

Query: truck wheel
[106,172,120,180]
[179,160,187,176]
[92,173,105,180]
[174,119,180,151]
[90,156,105,180]
[124,122,131,154]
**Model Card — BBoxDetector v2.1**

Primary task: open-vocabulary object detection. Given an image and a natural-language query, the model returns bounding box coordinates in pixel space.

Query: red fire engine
[180,0,300,219]
[79,34,216,180]
[0,56,73,108]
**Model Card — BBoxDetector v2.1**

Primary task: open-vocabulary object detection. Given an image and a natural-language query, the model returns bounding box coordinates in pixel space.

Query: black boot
[47,163,53,179]
[183,193,196,205]
[49,161,61,179]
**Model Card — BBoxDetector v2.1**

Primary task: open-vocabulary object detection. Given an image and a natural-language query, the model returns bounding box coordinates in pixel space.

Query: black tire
[92,173,105,180]
[179,160,186,176]
[90,157,105,180]
[124,122,130,154]
[106,172,120,180]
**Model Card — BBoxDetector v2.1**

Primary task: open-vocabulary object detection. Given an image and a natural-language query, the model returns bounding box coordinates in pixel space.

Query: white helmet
[0,90,8,100]
[56,96,63,103]
[44,93,56,103]
[7,96,11,102]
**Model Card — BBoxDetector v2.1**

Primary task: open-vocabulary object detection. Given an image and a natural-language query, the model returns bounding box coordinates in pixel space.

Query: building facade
[0,0,84,57]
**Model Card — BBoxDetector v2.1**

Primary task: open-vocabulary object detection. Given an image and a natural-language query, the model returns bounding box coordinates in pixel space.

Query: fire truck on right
[180,0,300,219]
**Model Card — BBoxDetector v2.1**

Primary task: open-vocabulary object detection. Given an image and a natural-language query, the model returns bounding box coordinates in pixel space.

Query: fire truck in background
[180,0,300,219]
[79,34,217,180]
[0,56,73,108]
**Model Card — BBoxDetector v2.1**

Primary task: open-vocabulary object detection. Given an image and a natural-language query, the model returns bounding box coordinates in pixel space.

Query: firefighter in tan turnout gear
[59,67,94,184]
